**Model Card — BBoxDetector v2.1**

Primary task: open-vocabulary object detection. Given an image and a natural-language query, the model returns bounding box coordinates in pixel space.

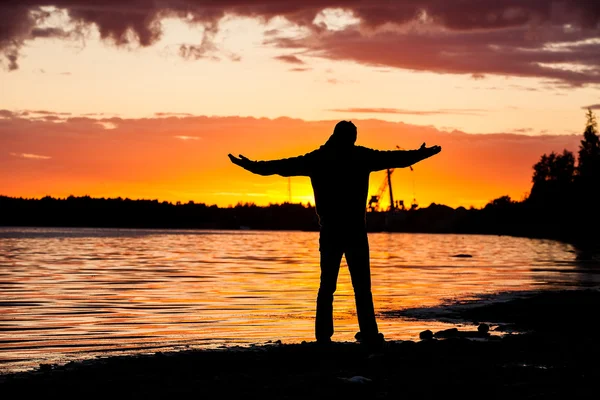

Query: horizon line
[0,194,481,210]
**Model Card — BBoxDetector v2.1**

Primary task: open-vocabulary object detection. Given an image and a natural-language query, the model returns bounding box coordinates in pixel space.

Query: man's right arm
[363,143,441,172]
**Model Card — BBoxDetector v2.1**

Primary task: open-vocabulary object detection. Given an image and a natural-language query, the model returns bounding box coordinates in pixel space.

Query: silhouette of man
[229,120,441,350]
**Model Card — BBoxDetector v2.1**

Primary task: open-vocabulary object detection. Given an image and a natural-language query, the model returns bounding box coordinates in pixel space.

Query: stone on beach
[419,330,434,340]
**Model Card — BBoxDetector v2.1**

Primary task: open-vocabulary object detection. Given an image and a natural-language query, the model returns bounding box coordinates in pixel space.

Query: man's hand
[418,143,442,157]
[228,154,254,170]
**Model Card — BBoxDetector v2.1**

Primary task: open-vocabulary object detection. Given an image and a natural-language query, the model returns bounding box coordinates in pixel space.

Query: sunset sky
[1,1,599,209]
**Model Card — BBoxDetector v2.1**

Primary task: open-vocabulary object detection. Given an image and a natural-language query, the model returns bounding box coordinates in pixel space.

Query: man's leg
[345,231,380,343]
[315,234,343,342]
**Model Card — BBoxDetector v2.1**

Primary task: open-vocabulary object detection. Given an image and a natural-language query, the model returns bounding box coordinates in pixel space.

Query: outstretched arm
[228,153,313,177]
[365,143,441,172]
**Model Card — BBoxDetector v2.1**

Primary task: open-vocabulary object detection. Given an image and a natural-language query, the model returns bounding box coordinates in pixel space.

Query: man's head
[325,120,357,148]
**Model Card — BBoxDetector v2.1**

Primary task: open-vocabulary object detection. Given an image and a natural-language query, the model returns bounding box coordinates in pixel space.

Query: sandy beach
[2,288,599,399]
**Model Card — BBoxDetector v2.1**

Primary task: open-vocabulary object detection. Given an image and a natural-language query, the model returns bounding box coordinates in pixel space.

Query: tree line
[455,109,599,247]
[0,197,320,231]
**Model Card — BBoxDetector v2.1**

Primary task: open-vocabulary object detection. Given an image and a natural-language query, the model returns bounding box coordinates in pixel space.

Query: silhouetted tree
[0,195,320,231]
[528,149,575,208]
[572,108,600,240]
[576,109,600,191]
[485,195,515,209]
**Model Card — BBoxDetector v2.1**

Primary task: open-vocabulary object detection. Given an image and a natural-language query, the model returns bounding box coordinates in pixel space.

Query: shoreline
[2,288,599,399]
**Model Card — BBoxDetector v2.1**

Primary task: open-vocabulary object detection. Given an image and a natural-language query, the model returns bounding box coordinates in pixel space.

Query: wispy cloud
[155,112,194,117]
[97,121,118,130]
[274,55,304,64]
[509,85,540,92]
[328,107,486,116]
[325,78,358,85]
[513,128,534,133]
[32,110,68,115]
[174,136,201,140]
[9,152,51,160]
[582,104,600,110]
[0,109,73,120]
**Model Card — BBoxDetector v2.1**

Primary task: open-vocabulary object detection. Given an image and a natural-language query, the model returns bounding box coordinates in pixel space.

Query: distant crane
[368,146,417,213]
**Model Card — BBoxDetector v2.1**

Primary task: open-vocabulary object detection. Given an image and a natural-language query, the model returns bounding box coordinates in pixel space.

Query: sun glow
[1,3,598,209]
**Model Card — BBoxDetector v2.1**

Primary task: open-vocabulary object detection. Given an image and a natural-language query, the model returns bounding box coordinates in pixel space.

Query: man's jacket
[245,144,426,229]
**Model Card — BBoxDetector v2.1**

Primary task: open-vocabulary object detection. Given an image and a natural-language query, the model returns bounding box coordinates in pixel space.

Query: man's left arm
[364,143,442,172]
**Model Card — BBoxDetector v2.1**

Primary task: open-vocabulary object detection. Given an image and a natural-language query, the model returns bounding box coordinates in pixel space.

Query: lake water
[1,227,597,373]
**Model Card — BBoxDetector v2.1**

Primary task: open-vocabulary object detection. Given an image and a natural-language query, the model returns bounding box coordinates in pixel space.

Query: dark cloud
[0,4,33,70]
[289,67,311,72]
[348,1,600,31]
[1,1,599,85]
[328,107,486,116]
[272,25,600,86]
[583,104,600,110]
[274,54,304,64]
[4,48,19,71]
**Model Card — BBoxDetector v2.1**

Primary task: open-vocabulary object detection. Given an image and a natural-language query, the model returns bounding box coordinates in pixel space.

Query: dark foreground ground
[2,289,600,399]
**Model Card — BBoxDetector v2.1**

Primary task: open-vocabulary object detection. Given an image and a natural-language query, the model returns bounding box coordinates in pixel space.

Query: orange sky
[0,112,583,209]
[0,2,598,209]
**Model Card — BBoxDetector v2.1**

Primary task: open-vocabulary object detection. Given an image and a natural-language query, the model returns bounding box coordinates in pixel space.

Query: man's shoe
[355,332,384,342]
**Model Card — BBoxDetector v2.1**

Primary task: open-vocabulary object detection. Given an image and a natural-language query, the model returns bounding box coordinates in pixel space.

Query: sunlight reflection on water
[0,227,595,372]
